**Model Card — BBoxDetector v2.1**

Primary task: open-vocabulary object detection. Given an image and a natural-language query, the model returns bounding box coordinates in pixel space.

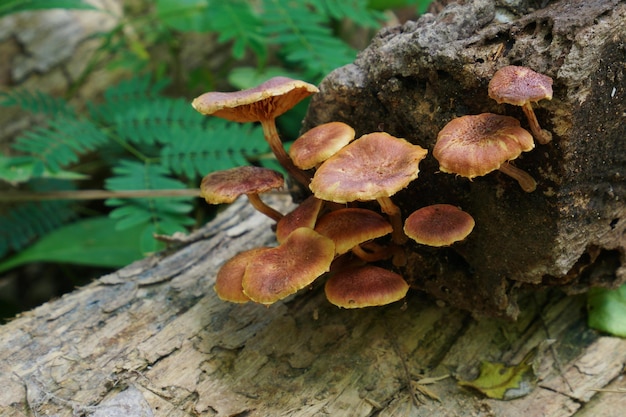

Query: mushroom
[192,76,319,186]
[325,265,409,308]
[309,132,428,244]
[242,227,335,304]
[275,195,323,244]
[214,247,270,303]
[404,204,475,247]
[433,113,537,192]
[200,166,284,221]
[488,65,554,144]
[289,121,356,170]
[314,208,393,259]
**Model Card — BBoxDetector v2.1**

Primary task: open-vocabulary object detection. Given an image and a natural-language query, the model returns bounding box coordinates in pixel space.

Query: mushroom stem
[260,119,312,186]
[498,161,537,192]
[376,196,408,244]
[246,193,284,222]
[521,103,552,144]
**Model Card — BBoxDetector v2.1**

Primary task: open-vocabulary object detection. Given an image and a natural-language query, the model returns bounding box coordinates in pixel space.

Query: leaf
[587,284,626,337]
[0,217,145,274]
[0,0,97,18]
[0,155,87,185]
[156,0,212,32]
[105,160,195,234]
[458,358,536,400]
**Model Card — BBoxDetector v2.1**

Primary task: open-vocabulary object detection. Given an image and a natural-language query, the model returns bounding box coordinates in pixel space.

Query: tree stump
[1,194,626,417]
[303,0,626,319]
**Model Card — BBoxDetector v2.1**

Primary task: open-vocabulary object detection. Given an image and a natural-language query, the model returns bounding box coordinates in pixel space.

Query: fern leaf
[11,117,109,175]
[261,0,357,80]
[0,197,76,258]
[160,118,268,179]
[105,160,195,233]
[0,89,75,117]
[208,0,268,61]
[314,0,385,28]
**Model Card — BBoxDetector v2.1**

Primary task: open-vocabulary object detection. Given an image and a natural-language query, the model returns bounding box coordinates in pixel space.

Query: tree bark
[303,0,626,319]
[1,194,625,417]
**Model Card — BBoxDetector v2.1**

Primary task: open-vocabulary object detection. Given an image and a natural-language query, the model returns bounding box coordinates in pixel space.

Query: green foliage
[1,76,269,260]
[587,284,626,337]
[0,0,97,18]
[0,0,430,274]
[0,216,145,274]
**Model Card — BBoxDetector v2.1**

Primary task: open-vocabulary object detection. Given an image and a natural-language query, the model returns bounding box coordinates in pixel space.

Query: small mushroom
[404,204,475,247]
[289,121,356,170]
[275,195,323,244]
[200,166,284,221]
[214,248,270,303]
[488,65,554,144]
[315,208,393,258]
[433,113,537,192]
[325,265,409,308]
[310,132,428,244]
[192,76,319,186]
[242,227,335,304]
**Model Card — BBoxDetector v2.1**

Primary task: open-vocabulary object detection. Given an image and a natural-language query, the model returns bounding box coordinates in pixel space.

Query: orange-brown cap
[488,65,553,106]
[325,265,409,308]
[275,195,323,244]
[404,204,475,247]
[315,208,392,255]
[192,76,319,122]
[309,132,428,203]
[289,122,356,170]
[242,227,335,304]
[433,113,534,179]
[200,166,284,204]
[214,248,270,303]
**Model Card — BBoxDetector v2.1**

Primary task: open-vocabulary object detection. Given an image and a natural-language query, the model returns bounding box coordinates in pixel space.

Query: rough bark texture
[302,0,626,319]
[1,195,626,417]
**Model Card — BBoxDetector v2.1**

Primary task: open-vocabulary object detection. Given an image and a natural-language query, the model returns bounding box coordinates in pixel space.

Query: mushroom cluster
[193,66,553,309]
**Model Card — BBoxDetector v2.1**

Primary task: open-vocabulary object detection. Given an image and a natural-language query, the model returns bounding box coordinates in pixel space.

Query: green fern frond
[160,118,268,179]
[209,0,267,61]
[0,200,77,257]
[105,160,195,232]
[11,117,109,175]
[261,0,357,80]
[0,89,75,117]
[0,177,78,258]
[314,0,385,28]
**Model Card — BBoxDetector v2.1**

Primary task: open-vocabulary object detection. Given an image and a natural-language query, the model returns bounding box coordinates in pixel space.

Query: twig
[1,188,202,202]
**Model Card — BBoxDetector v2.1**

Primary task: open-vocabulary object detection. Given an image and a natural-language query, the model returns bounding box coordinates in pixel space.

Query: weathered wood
[303,0,626,319]
[1,194,625,417]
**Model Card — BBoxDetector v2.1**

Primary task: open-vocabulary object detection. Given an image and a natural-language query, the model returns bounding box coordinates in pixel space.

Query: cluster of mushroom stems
[192,66,553,309]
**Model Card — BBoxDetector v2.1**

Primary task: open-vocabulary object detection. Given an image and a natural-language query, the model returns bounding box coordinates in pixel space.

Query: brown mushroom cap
[433,113,534,179]
[275,195,323,244]
[488,65,553,144]
[488,65,553,106]
[200,166,285,221]
[310,132,428,203]
[192,76,319,122]
[315,208,392,255]
[325,265,409,308]
[404,204,475,247]
[192,76,318,186]
[242,227,335,304]
[289,122,356,170]
[214,248,270,303]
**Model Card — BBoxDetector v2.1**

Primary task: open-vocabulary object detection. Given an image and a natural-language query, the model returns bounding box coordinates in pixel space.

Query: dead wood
[0,194,625,417]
